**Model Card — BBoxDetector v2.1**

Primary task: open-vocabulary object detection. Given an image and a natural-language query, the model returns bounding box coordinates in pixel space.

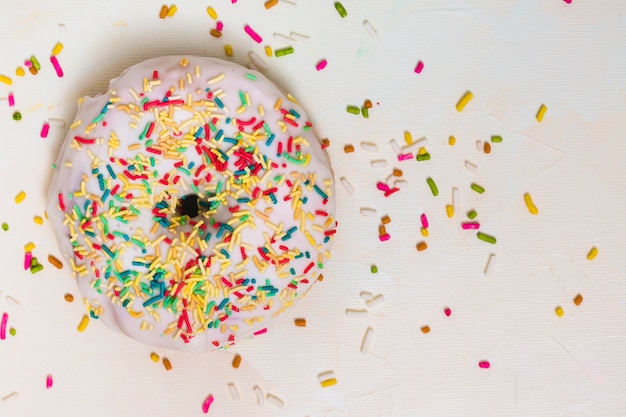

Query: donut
[47,56,336,352]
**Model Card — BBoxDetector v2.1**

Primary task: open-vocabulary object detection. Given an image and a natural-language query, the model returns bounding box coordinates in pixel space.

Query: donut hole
[177,194,205,218]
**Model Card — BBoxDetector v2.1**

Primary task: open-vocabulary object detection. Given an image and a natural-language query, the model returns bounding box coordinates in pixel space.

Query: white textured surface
[1,0,626,416]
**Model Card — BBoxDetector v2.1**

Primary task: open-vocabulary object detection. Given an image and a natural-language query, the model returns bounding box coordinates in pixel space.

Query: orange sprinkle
[321,138,330,148]
[264,0,278,8]
[363,99,373,109]
[573,294,583,306]
[48,255,63,269]
[343,144,355,153]
[232,354,242,368]
[381,215,391,224]
[64,293,74,302]
[421,325,430,334]
[317,274,324,282]
[159,5,169,18]
[294,318,307,327]
[484,142,491,154]
[392,168,403,177]
[416,241,428,251]
[29,66,38,75]
[162,358,172,370]
[378,225,387,236]
[210,29,222,38]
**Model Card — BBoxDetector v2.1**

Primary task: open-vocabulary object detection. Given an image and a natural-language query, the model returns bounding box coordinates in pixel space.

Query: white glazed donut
[47,56,335,352]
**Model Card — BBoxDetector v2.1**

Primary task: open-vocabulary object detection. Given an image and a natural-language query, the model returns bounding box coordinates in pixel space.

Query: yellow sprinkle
[456,90,473,112]
[206,6,217,19]
[224,44,233,57]
[418,147,427,155]
[523,192,538,215]
[150,352,160,362]
[536,104,547,122]
[264,45,273,57]
[24,242,35,252]
[166,4,177,16]
[587,246,598,260]
[52,42,64,56]
[448,135,456,146]
[445,204,454,218]
[14,191,26,204]
[555,306,564,317]
[0,74,13,85]
[320,378,337,388]
[77,314,89,332]
[404,131,412,145]
[420,227,428,237]
[33,216,43,225]
[159,4,169,18]
[162,358,172,370]
[15,67,25,77]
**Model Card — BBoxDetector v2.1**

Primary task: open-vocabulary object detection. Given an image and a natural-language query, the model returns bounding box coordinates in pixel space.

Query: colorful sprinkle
[40,122,50,138]
[315,59,328,71]
[12,111,22,121]
[150,352,160,362]
[420,213,429,229]
[426,177,438,196]
[416,241,428,251]
[524,192,538,215]
[64,293,74,302]
[346,105,360,115]
[46,375,53,389]
[555,306,564,317]
[264,0,278,9]
[0,74,12,85]
[2,223,8,231]
[587,246,598,260]
[536,104,547,121]
[14,191,26,204]
[162,357,172,370]
[478,360,490,369]
[420,325,430,334]
[462,222,480,230]
[456,91,473,112]
[77,315,89,332]
[206,6,217,18]
[0,312,7,340]
[470,183,485,194]
[477,232,496,244]
[491,135,503,143]
[244,24,263,43]
[52,42,64,56]
[370,264,378,273]
[201,394,214,413]
[573,294,583,306]
[334,2,347,18]
[50,55,64,77]
[294,318,306,327]
[414,60,424,74]
[274,46,294,57]
[232,354,242,368]
[444,307,452,316]
[467,209,477,220]
[448,135,456,146]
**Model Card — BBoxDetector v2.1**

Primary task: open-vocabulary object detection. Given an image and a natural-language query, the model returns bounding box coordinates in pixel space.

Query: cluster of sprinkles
[54,57,335,350]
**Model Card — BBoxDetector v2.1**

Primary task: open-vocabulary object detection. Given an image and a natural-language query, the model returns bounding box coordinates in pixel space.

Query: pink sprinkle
[376,182,390,192]
[8,92,15,107]
[397,153,413,161]
[461,222,480,230]
[40,122,50,138]
[46,374,53,389]
[253,328,267,335]
[479,360,490,369]
[414,60,424,74]
[563,0,571,3]
[379,233,390,242]
[420,213,429,229]
[244,24,263,43]
[24,252,32,270]
[202,394,214,413]
[444,307,452,317]
[216,21,223,31]
[50,55,64,77]
[24,60,32,68]
[0,312,7,340]
[315,59,328,71]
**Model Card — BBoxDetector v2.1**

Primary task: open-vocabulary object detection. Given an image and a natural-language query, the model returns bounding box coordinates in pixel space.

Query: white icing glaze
[46,56,335,352]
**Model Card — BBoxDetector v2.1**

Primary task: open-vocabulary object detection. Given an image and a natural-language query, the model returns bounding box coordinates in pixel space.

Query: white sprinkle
[393,179,408,189]
[476,140,483,151]
[452,187,459,211]
[360,327,374,354]
[465,160,478,173]
[278,0,297,8]
[253,385,265,406]
[363,20,378,39]
[370,159,388,168]
[248,52,268,71]
[48,118,66,127]
[365,294,385,308]
[361,141,378,152]
[340,177,355,195]
[484,253,497,276]
[273,32,294,44]
[1,391,18,402]
[6,295,20,306]
[228,383,240,401]
[289,31,310,42]
[359,291,373,300]
[400,137,428,153]
[360,207,377,217]
[389,138,401,154]
[346,308,368,317]
[266,393,285,409]
[317,370,336,382]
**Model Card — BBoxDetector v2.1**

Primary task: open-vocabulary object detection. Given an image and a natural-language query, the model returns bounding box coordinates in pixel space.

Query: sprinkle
[467,209,477,220]
[64,293,74,302]
[334,1,347,17]
[477,232,496,244]
[163,358,172,370]
[465,160,478,173]
[426,177,438,196]
[421,228,428,237]
[40,122,50,138]
[471,183,485,194]
[232,354,242,368]
[360,208,376,217]
[420,213,429,228]
[12,111,22,121]
[24,252,32,270]
[228,383,240,400]
[253,385,264,406]
[360,327,373,354]
[484,253,497,276]
[573,294,583,306]
[50,56,64,77]
[345,309,368,317]
[206,6,217,18]
[9,328,15,336]
[491,135,502,143]
[370,264,378,273]
[361,141,378,152]
[244,24,263,43]
[318,370,337,387]
[321,378,337,388]
[381,215,391,224]
[416,241,427,251]
[248,51,268,70]
[274,46,294,57]
[536,104,547,122]
[150,352,160,362]
[264,0,278,8]
[344,144,355,153]
[0,312,7,340]
[483,142,491,154]
[224,44,233,56]
[444,307,452,316]
[1,391,18,402]
[15,67,25,76]
[24,242,35,252]
[363,19,378,38]
[524,192,538,215]
[462,222,480,230]
[8,92,14,107]
[370,159,387,168]
[2,223,8,231]
[346,105,360,115]
[46,375,53,389]
[266,393,284,409]
[555,306,564,317]
[414,60,424,74]
[456,91,473,112]
[448,135,456,146]
[14,191,26,204]
[202,394,214,413]
[478,360,490,369]
[166,4,178,16]
[421,325,430,334]
[0,74,13,85]
[52,42,64,55]
[77,314,89,332]
[366,294,385,308]
[339,177,354,195]
[416,153,430,161]
[159,4,168,18]
[587,246,598,260]
[315,59,328,71]
[445,204,454,218]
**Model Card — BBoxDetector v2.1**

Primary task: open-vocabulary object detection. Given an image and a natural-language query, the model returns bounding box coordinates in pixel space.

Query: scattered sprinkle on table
[360,327,373,354]
[477,232,496,244]
[294,318,306,327]
[478,360,490,369]
[416,241,428,251]
[555,306,564,317]
[46,375,53,389]
[420,325,430,334]
[471,183,485,194]
[573,294,583,305]
[64,293,74,302]
[274,46,294,57]
[414,60,424,74]
[456,91,473,112]
[490,135,502,143]
[524,192,538,215]
[587,246,598,260]
[232,354,242,368]
[536,104,548,122]
[316,59,328,71]
[334,2,347,18]
[162,357,172,370]
[77,315,89,332]
[426,177,438,196]
[150,352,160,362]
[202,394,214,413]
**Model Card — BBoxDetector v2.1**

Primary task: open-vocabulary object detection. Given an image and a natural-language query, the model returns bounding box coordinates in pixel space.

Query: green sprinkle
[12,111,22,121]
[346,105,360,115]
[467,209,478,220]
[30,264,44,274]
[361,106,369,118]
[491,135,503,143]
[245,73,257,80]
[31,56,41,70]
[371,264,378,274]
[426,177,438,196]
[1,223,8,231]
[9,327,16,336]
[470,183,485,193]
[275,46,294,57]
[334,1,347,17]
[416,153,431,161]
[477,232,497,244]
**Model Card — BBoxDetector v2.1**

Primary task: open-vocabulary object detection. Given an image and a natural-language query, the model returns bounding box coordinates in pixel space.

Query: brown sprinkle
[343,144,355,153]
[294,318,307,327]
[363,99,373,109]
[63,293,74,302]
[416,241,428,251]
[48,255,63,269]
[573,294,583,306]
[381,215,391,224]
[421,325,430,334]
[392,168,403,177]
[162,358,172,371]
[232,354,242,369]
